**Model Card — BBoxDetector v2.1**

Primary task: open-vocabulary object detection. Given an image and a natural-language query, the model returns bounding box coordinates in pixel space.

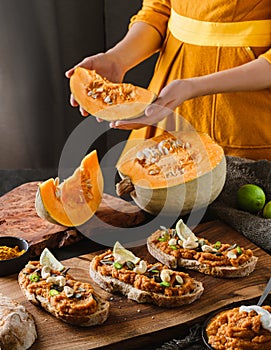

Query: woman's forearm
[105,22,163,74]
[188,57,271,98]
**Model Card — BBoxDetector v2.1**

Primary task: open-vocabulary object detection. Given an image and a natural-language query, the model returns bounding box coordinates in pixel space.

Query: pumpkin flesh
[70,67,156,121]
[36,150,103,227]
[116,131,226,215]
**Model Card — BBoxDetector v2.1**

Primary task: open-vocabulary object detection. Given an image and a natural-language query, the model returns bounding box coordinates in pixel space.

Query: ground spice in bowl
[0,245,26,260]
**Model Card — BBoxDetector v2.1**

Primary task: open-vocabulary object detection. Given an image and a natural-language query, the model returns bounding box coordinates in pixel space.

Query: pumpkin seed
[226,243,237,251]
[148,266,160,272]
[101,260,114,265]
[126,261,135,270]
[104,96,112,104]
[154,275,162,283]
[175,275,184,285]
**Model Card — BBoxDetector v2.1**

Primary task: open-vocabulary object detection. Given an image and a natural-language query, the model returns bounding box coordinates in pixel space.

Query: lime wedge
[39,248,65,271]
[112,241,140,265]
[175,219,198,242]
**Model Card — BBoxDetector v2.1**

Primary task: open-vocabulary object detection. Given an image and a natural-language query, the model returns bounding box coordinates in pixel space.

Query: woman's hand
[110,79,194,129]
[65,52,125,117]
[65,22,162,118]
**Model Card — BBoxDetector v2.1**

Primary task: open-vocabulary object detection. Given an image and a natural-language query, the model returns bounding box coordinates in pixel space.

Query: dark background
[0,0,157,169]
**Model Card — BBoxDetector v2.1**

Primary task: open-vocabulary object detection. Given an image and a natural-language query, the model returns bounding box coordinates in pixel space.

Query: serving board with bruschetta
[0,220,271,350]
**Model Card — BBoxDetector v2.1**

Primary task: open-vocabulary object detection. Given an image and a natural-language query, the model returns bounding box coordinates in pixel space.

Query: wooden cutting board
[0,220,271,350]
[0,182,145,256]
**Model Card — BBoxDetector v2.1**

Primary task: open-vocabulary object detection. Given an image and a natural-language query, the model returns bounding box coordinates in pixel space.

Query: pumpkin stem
[116,176,134,197]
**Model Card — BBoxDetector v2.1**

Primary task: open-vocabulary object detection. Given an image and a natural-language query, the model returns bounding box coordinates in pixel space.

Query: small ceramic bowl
[0,236,30,277]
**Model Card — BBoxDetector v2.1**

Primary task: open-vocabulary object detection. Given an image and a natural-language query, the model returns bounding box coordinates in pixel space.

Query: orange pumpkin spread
[206,306,271,350]
[92,250,198,297]
[150,229,254,268]
[20,261,98,316]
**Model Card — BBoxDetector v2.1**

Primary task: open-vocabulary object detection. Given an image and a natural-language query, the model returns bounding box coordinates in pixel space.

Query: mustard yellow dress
[128,0,271,160]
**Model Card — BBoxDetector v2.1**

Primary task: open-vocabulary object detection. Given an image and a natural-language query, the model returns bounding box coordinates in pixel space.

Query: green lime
[237,184,266,214]
[263,201,271,219]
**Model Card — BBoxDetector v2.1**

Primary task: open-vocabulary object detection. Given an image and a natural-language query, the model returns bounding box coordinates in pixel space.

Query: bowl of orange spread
[0,236,30,276]
[202,304,271,350]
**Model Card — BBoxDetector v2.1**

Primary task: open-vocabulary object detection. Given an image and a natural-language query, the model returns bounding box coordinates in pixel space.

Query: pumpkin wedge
[70,67,156,121]
[35,150,103,227]
[116,131,226,216]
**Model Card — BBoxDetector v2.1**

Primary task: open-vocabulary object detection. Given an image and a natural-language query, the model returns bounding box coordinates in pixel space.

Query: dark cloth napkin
[208,156,271,252]
[155,324,203,350]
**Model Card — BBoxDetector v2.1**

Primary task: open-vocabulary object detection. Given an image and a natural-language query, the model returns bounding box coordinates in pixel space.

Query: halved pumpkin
[116,131,226,215]
[35,150,103,227]
[70,67,156,121]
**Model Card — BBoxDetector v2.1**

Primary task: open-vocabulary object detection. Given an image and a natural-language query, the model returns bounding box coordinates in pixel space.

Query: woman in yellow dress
[66,0,271,160]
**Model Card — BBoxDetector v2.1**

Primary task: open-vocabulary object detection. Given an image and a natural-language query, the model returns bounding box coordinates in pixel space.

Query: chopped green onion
[160,281,171,287]
[169,245,177,250]
[150,269,159,273]
[113,262,123,270]
[49,289,60,296]
[236,246,242,255]
[213,241,221,249]
[29,274,40,282]
[158,237,167,242]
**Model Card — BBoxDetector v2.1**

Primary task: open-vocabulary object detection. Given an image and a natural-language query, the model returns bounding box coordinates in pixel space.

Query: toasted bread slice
[18,261,109,327]
[147,229,258,278]
[89,249,204,308]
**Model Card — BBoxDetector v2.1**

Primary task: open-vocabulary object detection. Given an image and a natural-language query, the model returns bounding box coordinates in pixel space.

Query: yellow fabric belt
[168,8,271,47]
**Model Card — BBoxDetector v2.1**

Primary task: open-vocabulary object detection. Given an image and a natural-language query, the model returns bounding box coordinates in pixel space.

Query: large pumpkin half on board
[35,150,103,227]
[116,131,226,216]
[70,67,156,121]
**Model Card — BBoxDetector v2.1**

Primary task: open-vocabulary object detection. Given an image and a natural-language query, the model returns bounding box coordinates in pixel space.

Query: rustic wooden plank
[0,220,270,349]
[0,182,146,256]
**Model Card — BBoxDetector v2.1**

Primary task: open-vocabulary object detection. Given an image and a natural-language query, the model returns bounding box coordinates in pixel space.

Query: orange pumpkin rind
[35,150,103,227]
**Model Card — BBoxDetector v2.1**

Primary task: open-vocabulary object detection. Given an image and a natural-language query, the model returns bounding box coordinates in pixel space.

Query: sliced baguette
[18,263,109,327]
[147,230,258,278]
[89,253,204,308]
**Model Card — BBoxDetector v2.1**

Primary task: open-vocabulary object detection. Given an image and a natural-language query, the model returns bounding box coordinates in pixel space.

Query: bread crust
[18,266,109,327]
[0,292,37,350]
[89,256,204,308]
[147,231,258,278]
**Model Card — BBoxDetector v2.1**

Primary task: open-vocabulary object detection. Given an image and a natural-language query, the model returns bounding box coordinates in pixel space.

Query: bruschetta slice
[147,219,258,278]
[89,242,204,308]
[18,248,109,326]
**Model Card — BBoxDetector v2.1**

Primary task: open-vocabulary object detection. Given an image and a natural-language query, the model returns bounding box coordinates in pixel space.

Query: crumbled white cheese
[133,260,147,274]
[160,269,172,283]
[41,266,51,279]
[227,251,237,259]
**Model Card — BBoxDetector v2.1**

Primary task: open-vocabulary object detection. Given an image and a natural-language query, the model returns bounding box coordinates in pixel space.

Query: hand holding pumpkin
[110,79,194,130]
[65,52,125,117]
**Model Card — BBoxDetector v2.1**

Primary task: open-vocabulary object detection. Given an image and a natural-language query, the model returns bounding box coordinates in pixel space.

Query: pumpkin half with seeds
[70,67,156,121]
[35,150,103,227]
[116,131,226,215]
